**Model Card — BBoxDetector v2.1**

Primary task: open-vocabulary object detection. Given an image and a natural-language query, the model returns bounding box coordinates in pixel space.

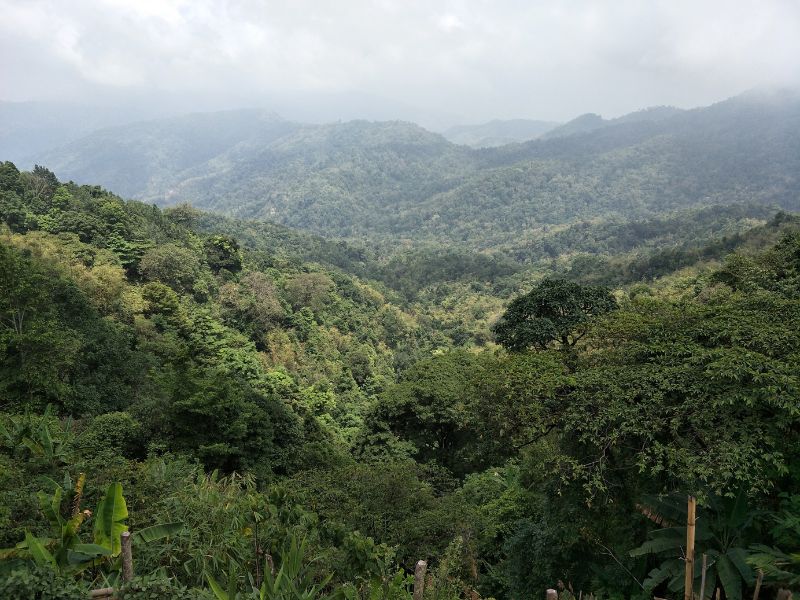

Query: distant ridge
[443,119,560,147]
[540,105,684,139]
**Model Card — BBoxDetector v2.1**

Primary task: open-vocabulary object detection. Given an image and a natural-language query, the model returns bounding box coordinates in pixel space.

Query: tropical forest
[1,3,800,599]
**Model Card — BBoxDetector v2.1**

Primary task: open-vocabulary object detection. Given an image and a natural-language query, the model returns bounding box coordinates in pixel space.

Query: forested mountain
[34,109,300,199]
[538,105,684,139]
[442,119,560,147]
[2,162,800,599]
[32,91,800,249]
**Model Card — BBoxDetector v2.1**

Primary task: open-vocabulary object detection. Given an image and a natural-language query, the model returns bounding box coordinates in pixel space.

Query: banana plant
[748,493,800,587]
[630,490,759,600]
[0,476,182,577]
[0,405,73,465]
[0,477,112,574]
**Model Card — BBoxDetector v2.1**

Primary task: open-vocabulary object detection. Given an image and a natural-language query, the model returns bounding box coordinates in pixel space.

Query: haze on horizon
[2,0,800,127]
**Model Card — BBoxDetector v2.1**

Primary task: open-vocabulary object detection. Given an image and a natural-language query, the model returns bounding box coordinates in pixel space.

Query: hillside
[395,91,800,247]
[31,91,800,250]
[34,109,299,199]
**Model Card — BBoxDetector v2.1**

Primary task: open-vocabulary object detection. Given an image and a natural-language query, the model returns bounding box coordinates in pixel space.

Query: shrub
[0,564,87,600]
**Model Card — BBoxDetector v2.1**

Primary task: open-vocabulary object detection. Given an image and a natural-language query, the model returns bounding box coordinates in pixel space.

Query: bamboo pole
[752,570,763,600]
[684,496,697,600]
[413,560,427,600]
[121,531,133,582]
[776,589,793,600]
[699,554,708,600]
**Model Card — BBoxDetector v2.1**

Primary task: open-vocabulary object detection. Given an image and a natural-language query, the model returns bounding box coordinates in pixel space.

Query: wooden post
[547,589,558,600]
[413,560,427,600]
[684,496,697,600]
[752,570,763,600]
[266,553,275,576]
[699,554,708,600]
[121,531,133,582]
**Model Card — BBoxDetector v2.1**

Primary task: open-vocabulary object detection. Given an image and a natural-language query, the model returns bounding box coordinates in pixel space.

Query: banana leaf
[93,483,128,556]
[132,522,184,544]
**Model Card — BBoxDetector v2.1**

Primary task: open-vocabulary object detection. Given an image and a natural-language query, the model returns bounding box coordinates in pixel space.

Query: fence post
[121,530,133,582]
[699,554,708,600]
[413,560,427,600]
[684,496,697,600]
[547,589,558,600]
[752,570,764,600]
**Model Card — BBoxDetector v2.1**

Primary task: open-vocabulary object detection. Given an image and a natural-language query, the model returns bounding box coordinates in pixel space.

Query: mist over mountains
[442,119,561,147]
[16,89,799,253]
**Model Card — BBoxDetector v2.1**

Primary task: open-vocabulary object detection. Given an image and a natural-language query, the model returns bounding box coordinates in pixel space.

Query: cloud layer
[2,0,799,123]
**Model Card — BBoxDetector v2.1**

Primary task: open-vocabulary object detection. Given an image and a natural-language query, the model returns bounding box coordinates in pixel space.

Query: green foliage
[492,279,617,351]
[1,159,800,600]
[0,563,88,599]
[78,411,143,458]
[1,478,113,576]
[93,482,129,556]
[748,493,800,587]
[205,234,243,274]
[116,573,198,599]
[559,278,800,494]
[255,537,333,600]
[631,491,759,600]
[139,242,202,292]
[1,474,182,586]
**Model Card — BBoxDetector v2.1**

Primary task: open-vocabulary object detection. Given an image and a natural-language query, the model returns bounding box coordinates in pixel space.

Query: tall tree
[493,278,617,351]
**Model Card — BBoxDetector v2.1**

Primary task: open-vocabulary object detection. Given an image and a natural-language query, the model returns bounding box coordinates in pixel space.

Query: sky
[2,0,800,126]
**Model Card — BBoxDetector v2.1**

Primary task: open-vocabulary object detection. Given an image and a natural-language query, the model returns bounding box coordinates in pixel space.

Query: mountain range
[13,89,800,253]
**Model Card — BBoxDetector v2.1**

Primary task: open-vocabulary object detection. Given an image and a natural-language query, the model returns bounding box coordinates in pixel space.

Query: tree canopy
[492,278,617,351]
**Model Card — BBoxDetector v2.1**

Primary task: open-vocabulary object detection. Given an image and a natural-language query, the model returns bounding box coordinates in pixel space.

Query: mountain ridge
[20,90,800,248]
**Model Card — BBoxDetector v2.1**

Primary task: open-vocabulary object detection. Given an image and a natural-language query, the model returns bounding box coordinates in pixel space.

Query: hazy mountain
[168,120,478,235]
[540,105,685,139]
[442,119,560,147]
[0,101,169,165]
[35,115,478,235]
[35,109,298,199]
[24,91,800,247]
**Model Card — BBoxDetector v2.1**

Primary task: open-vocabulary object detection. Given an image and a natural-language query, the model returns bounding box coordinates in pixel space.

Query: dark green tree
[493,278,617,351]
[203,234,242,274]
[139,243,201,292]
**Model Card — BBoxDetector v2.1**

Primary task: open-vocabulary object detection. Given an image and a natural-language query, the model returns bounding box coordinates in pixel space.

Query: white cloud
[0,0,798,122]
[437,13,466,33]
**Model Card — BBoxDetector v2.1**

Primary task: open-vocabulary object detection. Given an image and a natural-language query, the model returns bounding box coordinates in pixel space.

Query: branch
[513,424,557,451]
[595,540,645,591]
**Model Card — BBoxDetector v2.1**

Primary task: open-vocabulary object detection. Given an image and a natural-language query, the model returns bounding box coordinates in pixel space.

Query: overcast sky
[2,0,799,125]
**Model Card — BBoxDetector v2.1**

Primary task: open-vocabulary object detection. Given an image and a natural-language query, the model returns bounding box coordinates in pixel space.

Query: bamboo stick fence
[82,508,794,600]
[89,530,133,599]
